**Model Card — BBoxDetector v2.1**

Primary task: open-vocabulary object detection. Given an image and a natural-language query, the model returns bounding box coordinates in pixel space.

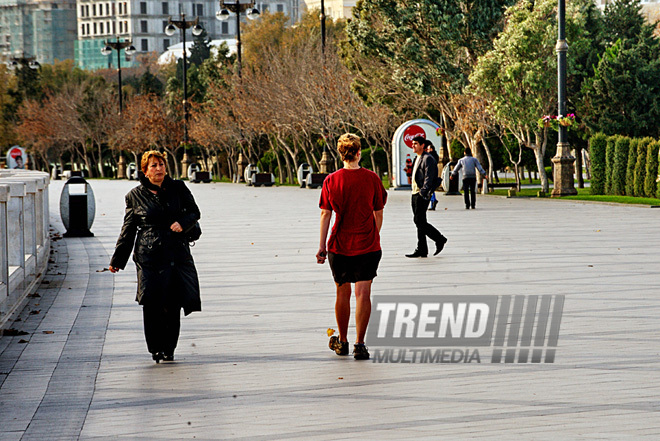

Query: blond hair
[337,133,361,162]
[140,150,168,174]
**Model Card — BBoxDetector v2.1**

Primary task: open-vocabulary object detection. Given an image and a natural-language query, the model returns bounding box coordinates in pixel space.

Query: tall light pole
[101,37,136,114]
[165,15,204,178]
[216,1,260,77]
[320,0,326,54]
[551,0,577,197]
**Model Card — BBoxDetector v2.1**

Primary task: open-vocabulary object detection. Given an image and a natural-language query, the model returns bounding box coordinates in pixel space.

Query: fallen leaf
[42,331,54,334]
[29,310,40,315]
[18,339,28,344]
[1,329,28,336]
[327,328,335,337]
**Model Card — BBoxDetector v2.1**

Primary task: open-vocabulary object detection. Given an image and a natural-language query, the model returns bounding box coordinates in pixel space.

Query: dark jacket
[412,152,439,200]
[110,174,201,315]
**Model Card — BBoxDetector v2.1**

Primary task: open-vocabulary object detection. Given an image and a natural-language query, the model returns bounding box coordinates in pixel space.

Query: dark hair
[424,140,436,151]
[337,133,361,161]
[464,148,473,157]
[412,135,426,144]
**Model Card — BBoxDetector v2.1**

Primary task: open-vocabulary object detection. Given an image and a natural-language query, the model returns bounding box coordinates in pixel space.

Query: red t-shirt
[319,168,387,256]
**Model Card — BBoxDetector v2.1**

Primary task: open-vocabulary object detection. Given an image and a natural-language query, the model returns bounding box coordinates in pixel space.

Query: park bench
[305,173,328,189]
[252,173,275,187]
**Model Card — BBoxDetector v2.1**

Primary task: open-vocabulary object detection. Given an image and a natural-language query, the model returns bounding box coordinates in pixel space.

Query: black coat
[110,174,201,315]
[412,152,439,200]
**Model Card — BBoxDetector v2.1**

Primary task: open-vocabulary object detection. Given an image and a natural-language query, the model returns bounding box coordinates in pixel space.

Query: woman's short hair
[140,150,168,173]
[337,133,361,162]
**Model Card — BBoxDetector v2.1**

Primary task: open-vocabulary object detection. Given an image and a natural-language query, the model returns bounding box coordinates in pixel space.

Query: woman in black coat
[109,150,201,363]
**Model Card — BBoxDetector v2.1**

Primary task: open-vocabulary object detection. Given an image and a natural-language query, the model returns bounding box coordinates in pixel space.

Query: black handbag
[185,222,202,244]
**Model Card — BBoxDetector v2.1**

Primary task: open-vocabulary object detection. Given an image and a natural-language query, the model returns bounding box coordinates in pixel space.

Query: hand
[450,175,454,180]
[109,266,119,273]
[316,248,327,264]
[170,222,183,233]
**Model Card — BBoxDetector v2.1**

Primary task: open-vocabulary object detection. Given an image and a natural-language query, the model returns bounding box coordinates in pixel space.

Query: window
[93,22,97,34]
[106,4,110,15]
[221,22,228,34]
[92,4,96,16]
[141,39,148,51]
[140,2,147,14]
[85,5,89,16]
[162,2,169,14]
[195,4,203,16]
[276,4,284,12]
[80,5,85,17]
[163,38,170,50]
[86,23,90,34]
[163,20,169,32]
[112,21,116,34]
[99,22,104,34]
[81,24,85,35]
[140,20,147,32]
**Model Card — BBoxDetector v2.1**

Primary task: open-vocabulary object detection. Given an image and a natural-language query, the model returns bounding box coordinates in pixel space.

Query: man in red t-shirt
[316,134,387,360]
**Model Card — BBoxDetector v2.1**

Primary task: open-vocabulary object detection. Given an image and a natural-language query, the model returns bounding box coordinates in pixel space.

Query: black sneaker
[353,343,370,360]
[329,336,349,356]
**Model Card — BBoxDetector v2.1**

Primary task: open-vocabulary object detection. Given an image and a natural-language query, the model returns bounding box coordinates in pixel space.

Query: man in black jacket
[406,136,448,258]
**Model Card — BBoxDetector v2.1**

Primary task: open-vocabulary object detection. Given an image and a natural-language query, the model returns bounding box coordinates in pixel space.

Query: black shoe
[471,206,476,209]
[434,238,448,256]
[466,206,470,210]
[428,206,436,211]
[152,352,164,363]
[163,353,174,362]
[405,250,428,258]
[433,201,438,210]
[353,343,370,360]
[329,336,349,356]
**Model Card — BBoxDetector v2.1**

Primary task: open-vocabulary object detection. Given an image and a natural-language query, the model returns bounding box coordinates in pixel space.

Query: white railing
[0,170,50,327]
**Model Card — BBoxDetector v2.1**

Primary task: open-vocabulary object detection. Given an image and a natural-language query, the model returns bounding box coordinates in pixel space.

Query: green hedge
[634,138,651,197]
[645,141,659,198]
[625,138,638,196]
[604,136,617,194]
[590,134,660,197]
[589,133,608,195]
[612,137,630,195]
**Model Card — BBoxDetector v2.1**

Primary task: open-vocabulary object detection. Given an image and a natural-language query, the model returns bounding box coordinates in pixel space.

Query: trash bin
[297,163,312,188]
[127,163,137,180]
[244,164,259,186]
[60,176,95,237]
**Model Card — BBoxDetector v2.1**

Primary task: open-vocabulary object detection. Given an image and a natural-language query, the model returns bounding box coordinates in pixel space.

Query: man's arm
[374,209,383,232]
[316,209,332,264]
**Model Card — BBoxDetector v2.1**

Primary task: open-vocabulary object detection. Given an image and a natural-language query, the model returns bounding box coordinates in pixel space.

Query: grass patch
[490,187,660,205]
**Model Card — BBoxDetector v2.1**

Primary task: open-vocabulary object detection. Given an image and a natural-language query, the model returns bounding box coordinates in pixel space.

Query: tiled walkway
[1,180,658,440]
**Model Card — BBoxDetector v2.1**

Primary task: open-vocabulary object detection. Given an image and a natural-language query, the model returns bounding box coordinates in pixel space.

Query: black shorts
[328,250,382,286]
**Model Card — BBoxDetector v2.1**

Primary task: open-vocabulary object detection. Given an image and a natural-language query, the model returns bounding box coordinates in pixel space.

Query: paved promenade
[1,180,659,440]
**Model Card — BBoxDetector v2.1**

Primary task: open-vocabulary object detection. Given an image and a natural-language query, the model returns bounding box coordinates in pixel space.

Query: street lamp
[100,37,136,114]
[165,14,204,178]
[216,1,260,77]
[551,0,577,196]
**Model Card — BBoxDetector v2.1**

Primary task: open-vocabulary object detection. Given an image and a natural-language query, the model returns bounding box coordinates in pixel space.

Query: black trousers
[143,302,181,355]
[463,177,477,208]
[412,194,446,254]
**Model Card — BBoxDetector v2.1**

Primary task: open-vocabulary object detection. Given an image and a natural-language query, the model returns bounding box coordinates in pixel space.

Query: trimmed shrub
[604,136,617,194]
[612,137,630,195]
[589,133,608,195]
[634,137,651,197]
[644,141,659,198]
[625,138,638,196]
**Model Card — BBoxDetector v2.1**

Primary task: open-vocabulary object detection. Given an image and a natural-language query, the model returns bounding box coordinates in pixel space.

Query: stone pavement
[1,180,659,440]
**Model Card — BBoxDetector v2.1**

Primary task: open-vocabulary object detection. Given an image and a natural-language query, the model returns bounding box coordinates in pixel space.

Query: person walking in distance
[109,151,202,363]
[316,133,387,360]
[451,147,487,209]
[424,140,440,211]
[406,136,448,258]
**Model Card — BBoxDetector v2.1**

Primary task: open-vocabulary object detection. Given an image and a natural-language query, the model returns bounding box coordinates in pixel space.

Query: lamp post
[320,0,326,54]
[551,0,577,197]
[101,38,136,114]
[165,15,204,178]
[216,1,260,77]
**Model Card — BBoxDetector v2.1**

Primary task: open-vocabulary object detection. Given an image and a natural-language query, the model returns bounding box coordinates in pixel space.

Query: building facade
[76,0,302,70]
[303,0,355,20]
[0,0,77,64]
